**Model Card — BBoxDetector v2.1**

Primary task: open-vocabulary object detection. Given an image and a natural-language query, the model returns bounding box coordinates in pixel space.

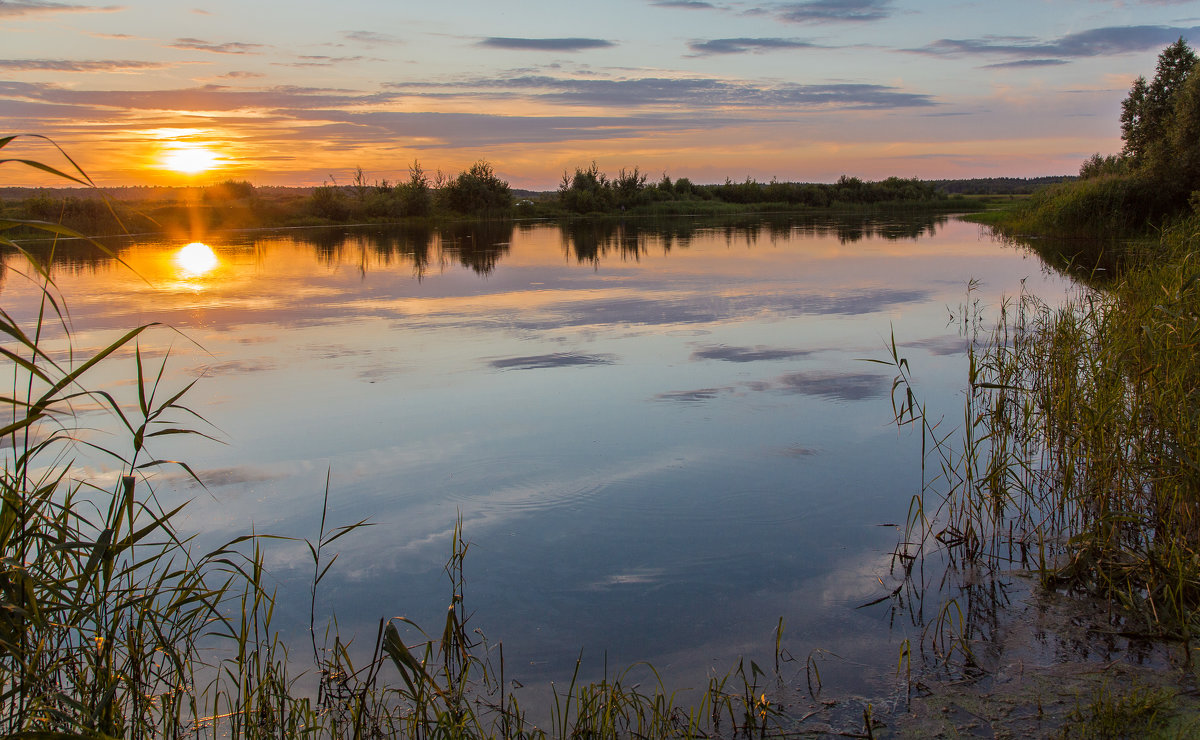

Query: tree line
[3,159,979,237]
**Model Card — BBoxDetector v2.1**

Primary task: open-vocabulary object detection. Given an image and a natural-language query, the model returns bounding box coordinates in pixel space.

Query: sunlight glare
[163,145,218,174]
[175,242,218,278]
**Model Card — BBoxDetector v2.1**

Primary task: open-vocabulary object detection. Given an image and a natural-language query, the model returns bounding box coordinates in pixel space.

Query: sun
[175,242,218,277]
[163,144,218,174]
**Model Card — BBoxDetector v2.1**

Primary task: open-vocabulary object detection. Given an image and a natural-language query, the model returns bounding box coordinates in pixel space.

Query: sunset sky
[2,0,1198,189]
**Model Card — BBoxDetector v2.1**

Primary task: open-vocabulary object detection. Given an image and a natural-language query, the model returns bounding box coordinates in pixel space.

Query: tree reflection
[438,221,514,275]
[560,220,655,264]
[1,213,955,279]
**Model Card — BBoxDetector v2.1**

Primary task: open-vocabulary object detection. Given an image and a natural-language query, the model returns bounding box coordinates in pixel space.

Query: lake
[3,212,1072,703]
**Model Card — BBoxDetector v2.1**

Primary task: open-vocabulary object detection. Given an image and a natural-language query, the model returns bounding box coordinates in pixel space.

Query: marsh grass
[1065,683,1179,739]
[879,214,1200,686]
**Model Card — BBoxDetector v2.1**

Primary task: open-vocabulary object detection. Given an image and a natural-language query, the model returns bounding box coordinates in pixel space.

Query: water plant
[878,212,1200,692]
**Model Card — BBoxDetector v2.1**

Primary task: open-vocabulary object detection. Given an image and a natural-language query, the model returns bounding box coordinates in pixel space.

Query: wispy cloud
[342,30,402,45]
[388,75,935,110]
[775,0,893,24]
[279,55,371,67]
[687,37,821,55]
[281,109,731,148]
[651,0,718,7]
[190,359,277,376]
[0,0,120,17]
[655,369,888,403]
[902,335,968,356]
[479,37,616,52]
[1,80,395,112]
[982,58,1071,69]
[776,370,887,401]
[655,388,729,402]
[168,37,264,54]
[0,59,169,72]
[0,77,731,149]
[912,25,1200,62]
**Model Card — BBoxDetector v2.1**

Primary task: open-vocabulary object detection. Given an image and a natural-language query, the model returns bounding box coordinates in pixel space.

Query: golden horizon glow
[163,144,219,175]
[175,242,219,278]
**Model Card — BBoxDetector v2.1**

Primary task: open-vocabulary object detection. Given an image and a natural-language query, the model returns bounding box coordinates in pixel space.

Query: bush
[1015,173,1175,235]
[559,162,614,213]
[1079,153,1130,179]
[309,184,349,221]
[203,179,256,202]
[439,160,512,214]
[397,160,433,217]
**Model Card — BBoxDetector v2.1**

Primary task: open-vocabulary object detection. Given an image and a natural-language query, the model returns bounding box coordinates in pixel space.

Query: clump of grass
[1064,683,1178,739]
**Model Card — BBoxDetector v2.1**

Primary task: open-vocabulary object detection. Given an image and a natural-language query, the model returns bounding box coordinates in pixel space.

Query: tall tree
[1121,37,1198,165]
[1120,75,1151,161]
[1167,61,1200,191]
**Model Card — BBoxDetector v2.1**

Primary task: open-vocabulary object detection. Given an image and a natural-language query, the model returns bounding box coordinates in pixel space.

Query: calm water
[4,213,1070,698]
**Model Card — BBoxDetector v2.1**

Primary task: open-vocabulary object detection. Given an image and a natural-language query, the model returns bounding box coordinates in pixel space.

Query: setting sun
[163,145,218,175]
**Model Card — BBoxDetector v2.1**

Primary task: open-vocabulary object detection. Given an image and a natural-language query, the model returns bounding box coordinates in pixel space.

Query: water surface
[3,213,1071,698]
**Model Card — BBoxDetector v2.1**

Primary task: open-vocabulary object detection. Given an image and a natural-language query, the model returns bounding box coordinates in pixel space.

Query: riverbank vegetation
[990,38,1199,248]
[1,159,989,239]
[853,41,1200,738]
[892,212,1200,634]
[881,42,1200,723]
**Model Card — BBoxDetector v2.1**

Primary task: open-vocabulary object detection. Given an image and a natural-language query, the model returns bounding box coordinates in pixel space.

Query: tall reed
[883,214,1200,676]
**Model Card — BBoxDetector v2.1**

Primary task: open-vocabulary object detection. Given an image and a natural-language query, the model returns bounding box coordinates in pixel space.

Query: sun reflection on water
[175,242,218,278]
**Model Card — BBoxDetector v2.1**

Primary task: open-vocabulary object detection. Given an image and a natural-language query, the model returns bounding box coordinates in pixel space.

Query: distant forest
[929,176,1076,195]
[0,176,1073,203]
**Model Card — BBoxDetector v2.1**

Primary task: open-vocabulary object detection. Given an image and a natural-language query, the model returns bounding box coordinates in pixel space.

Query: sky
[1,0,1199,189]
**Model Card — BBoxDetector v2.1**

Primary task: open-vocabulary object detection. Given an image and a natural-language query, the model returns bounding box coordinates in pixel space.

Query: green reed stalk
[884,214,1200,678]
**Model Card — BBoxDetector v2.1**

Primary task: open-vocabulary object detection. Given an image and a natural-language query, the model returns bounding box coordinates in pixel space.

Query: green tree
[309,183,348,220]
[612,166,647,208]
[558,161,613,213]
[1078,153,1128,179]
[1167,62,1200,192]
[397,159,432,217]
[1121,38,1198,166]
[440,160,512,214]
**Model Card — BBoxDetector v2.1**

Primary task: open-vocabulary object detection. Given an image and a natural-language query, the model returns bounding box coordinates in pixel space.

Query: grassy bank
[865,44,1200,726]
[970,39,1199,272]
[860,209,1200,736]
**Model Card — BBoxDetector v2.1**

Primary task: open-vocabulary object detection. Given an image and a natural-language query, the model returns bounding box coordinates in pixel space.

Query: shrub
[558,162,614,213]
[439,160,512,215]
[397,160,433,218]
[309,184,349,221]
